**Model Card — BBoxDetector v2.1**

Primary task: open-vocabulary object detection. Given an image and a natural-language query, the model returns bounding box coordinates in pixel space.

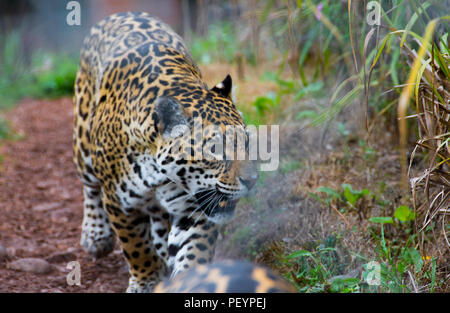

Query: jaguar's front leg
[167,215,219,277]
[80,184,116,258]
[101,194,168,293]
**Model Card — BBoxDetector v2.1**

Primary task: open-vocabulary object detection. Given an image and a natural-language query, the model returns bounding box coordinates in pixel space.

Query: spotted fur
[154,260,297,293]
[73,12,257,292]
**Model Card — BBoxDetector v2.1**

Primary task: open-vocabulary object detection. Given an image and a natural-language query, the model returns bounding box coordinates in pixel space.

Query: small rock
[6,247,16,257]
[45,252,77,264]
[7,258,54,274]
[0,245,7,262]
[36,180,54,190]
[50,209,69,223]
[59,190,72,201]
[32,202,60,212]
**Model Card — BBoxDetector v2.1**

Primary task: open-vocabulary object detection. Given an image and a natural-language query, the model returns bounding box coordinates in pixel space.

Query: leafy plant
[342,184,370,207]
[0,31,33,107]
[394,205,416,222]
[0,31,77,106]
[329,277,361,293]
[368,217,437,292]
[369,216,394,224]
[314,183,372,209]
[29,53,78,98]
[282,235,362,293]
[252,92,279,116]
[315,186,342,205]
[0,118,11,141]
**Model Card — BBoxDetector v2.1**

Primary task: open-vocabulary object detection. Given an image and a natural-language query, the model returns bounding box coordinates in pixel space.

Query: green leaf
[369,217,394,224]
[286,250,313,259]
[294,81,324,100]
[342,184,357,205]
[369,33,391,72]
[308,192,324,203]
[397,261,407,275]
[430,257,436,293]
[433,45,450,79]
[298,28,316,67]
[276,78,296,92]
[252,92,277,115]
[316,187,342,201]
[330,277,360,293]
[296,110,318,120]
[360,189,370,196]
[337,122,350,136]
[402,248,423,273]
[259,0,275,24]
[394,205,415,222]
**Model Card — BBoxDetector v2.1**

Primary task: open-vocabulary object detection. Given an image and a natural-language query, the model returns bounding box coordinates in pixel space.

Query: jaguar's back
[80,11,202,93]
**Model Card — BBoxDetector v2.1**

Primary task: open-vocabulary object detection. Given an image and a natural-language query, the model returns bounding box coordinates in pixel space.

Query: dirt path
[0,98,128,292]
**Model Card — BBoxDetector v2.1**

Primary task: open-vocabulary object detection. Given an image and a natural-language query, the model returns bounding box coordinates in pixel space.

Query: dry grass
[406,40,450,259]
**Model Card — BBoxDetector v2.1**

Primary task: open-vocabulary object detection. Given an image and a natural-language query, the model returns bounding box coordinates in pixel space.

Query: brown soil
[0,98,128,293]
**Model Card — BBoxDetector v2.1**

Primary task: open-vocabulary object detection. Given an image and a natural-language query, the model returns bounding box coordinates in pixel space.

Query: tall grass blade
[398,19,438,191]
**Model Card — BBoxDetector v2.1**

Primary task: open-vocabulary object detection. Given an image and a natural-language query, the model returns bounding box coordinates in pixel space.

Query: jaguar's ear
[155,96,188,140]
[211,74,232,99]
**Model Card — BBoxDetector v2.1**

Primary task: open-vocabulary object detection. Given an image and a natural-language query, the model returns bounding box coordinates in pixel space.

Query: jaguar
[73,11,257,292]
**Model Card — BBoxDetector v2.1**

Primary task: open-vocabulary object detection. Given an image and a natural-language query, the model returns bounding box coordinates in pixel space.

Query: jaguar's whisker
[197,193,224,223]
[187,189,216,219]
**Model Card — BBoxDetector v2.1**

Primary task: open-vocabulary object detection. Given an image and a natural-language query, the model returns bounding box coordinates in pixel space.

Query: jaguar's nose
[239,175,258,190]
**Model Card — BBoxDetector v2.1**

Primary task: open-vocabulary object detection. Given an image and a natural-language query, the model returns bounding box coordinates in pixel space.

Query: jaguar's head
[154,75,258,224]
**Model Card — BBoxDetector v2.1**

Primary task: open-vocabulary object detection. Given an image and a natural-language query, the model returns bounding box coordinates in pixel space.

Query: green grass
[0,30,77,108]
[28,53,78,98]
[0,31,32,108]
[283,235,356,293]
[0,117,11,141]
[312,183,373,209]
[292,179,442,293]
[275,222,440,293]
[189,22,252,65]
[367,219,438,293]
